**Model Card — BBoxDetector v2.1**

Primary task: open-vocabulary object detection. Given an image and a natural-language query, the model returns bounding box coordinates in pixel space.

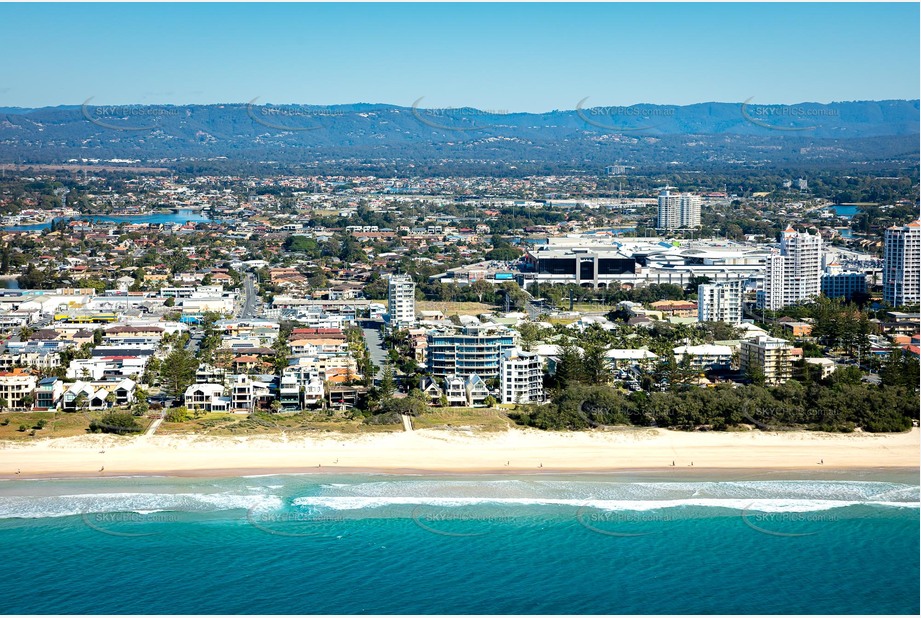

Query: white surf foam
[0,492,283,519]
[292,495,920,513]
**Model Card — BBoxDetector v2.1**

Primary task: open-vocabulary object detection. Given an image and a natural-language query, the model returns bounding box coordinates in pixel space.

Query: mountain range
[0,100,917,174]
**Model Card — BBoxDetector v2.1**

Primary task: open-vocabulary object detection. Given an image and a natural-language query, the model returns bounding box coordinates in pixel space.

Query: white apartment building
[657,189,701,229]
[679,194,701,228]
[500,349,544,404]
[387,274,416,329]
[759,227,822,310]
[697,279,744,324]
[0,369,38,408]
[883,220,921,307]
[673,344,734,371]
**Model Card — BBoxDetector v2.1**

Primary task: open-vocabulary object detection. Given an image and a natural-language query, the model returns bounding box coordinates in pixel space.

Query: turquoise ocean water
[0,471,917,614]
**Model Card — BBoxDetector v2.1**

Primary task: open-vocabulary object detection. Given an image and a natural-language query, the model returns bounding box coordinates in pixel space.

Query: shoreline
[1,427,918,481]
[3,466,919,483]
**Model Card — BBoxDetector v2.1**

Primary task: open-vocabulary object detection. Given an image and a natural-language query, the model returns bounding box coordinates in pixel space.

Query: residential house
[184,383,231,412]
[35,377,64,411]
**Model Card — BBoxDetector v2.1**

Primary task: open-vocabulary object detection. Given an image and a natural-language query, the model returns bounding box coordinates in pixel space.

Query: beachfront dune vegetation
[88,412,143,435]
[511,381,917,433]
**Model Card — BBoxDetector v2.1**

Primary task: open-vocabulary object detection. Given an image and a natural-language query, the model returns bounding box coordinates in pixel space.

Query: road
[185,332,203,354]
[239,273,257,319]
[360,320,387,382]
[525,301,541,320]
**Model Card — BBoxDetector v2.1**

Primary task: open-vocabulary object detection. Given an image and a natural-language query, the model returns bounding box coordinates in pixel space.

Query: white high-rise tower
[883,220,921,307]
[758,227,822,310]
[657,188,701,229]
[387,274,416,328]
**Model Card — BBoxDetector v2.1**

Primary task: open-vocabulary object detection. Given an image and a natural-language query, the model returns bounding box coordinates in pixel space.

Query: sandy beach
[0,427,918,478]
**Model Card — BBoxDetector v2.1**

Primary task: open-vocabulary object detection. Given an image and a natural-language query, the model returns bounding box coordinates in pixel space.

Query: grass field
[0,410,151,441]
[417,301,496,317]
[410,407,512,432]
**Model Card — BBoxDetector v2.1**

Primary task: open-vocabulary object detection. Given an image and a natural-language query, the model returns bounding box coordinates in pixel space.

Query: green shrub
[89,412,142,434]
[165,407,191,423]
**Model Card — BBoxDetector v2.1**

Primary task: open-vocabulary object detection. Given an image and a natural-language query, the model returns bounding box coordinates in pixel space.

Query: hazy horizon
[3,97,919,113]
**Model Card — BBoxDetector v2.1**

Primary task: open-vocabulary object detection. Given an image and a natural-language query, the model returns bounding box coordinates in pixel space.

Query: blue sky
[0,2,917,111]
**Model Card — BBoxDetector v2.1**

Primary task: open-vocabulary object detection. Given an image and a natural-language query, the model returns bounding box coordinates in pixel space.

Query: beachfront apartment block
[0,369,38,409]
[387,274,416,328]
[740,336,793,385]
[697,279,743,324]
[883,220,921,307]
[500,348,544,404]
[656,189,701,229]
[427,324,516,378]
[759,227,822,310]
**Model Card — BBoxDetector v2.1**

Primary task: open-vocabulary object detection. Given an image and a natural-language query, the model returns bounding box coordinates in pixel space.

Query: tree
[517,322,543,352]
[470,279,494,303]
[160,348,198,398]
[132,399,150,417]
[20,394,35,409]
[283,235,321,256]
[485,246,522,261]
[0,397,7,409]
[880,347,920,390]
[89,412,141,434]
[379,364,396,399]
[582,344,612,385]
[553,342,583,389]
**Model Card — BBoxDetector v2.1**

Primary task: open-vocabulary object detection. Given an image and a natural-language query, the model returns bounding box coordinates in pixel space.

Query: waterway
[2,209,227,231]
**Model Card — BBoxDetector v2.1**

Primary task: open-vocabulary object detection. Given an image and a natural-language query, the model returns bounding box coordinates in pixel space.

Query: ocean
[0,471,917,614]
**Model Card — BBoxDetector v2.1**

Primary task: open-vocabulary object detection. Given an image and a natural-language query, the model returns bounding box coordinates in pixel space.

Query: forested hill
[0,100,917,173]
